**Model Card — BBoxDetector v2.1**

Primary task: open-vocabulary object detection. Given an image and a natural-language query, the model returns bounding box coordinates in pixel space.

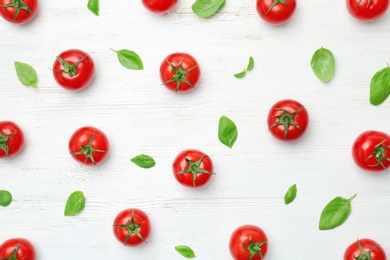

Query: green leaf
[319,194,356,230]
[110,49,144,70]
[310,47,335,83]
[192,0,225,18]
[64,191,85,216]
[247,56,254,72]
[284,184,297,205]
[218,115,238,148]
[175,245,196,258]
[87,0,99,16]
[0,190,12,207]
[234,71,246,78]
[370,65,390,106]
[131,154,156,169]
[14,61,38,88]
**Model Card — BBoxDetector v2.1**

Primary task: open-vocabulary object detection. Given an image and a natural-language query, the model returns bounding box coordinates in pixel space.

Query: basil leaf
[14,61,38,88]
[175,245,196,258]
[0,190,12,207]
[370,65,390,106]
[319,194,356,230]
[234,71,246,78]
[110,49,144,70]
[192,0,225,18]
[284,184,297,205]
[218,115,238,148]
[64,191,85,216]
[131,154,156,169]
[247,56,254,72]
[87,0,99,16]
[310,47,335,83]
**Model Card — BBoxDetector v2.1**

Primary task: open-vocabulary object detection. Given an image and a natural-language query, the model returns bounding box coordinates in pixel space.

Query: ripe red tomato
[113,208,151,247]
[0,0,38,24]
[0,238,36,260]
[267,99,309,142]
[352,130,390,171]
[160,53,201,93]
[52,49,95,91]
[256,0,296,25]
[346,0,389,22]
[229,225,268,260]
[68,126,109,166]
[142,0,177,14]
[172,149,214,188]
[0,121,24,158]
[344,238,386,260]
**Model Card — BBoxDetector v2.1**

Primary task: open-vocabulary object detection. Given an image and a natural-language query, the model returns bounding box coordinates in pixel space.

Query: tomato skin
[0,238,36,260]
[113,208,151,247]
[53,49,95,91]
[346,0,389,22]
[172,149,214,188]
[267,99,309,142]
[0,0,38,24]
[229,225,268,260]
[352,131,390,171]
[160,53,201,93]
[256,0,296,25]
[344,238,386,260]
[68,126,109,166]
[0,121,24,158]
[142,0,177,14]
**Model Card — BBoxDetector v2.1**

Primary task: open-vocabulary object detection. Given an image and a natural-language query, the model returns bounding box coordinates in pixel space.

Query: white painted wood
[1,0,390,259]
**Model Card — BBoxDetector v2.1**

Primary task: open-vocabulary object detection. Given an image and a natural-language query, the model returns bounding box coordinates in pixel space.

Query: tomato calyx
[0,244,20,260]
[366,139,390,170]
[242,236,266,260]
[113,210,146,246]
[269,107,303,140]
[163,59,198,92]
[55,56,86,77]
[357,0,371,8]
[70,133,105,165]
[354,239,378,260]
[0,0,32,23]
[267,0,287,14]
[176,155,214,186]
[0,131,16,157]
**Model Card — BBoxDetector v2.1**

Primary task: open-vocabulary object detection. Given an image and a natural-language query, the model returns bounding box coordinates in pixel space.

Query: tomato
[0,238,36,260]
[344,238,386,260]
[267,99,309,142]
[52,49,95,91]
[346,0,389,22]
[68,126,109,166]
[0,0,38,24]
[160,53,201,93]
[0,121,24,158]
[352,130,390,171]
[229,225,268,260]
[256,0,296,25]
[113,208,151,247]
[142,0,177,14]
[172,149,214,188]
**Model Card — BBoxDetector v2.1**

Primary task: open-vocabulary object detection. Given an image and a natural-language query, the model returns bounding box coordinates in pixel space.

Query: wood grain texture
[1,0,390,259]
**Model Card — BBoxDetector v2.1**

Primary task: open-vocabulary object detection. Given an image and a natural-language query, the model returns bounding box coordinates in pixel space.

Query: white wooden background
[1,0,390,259]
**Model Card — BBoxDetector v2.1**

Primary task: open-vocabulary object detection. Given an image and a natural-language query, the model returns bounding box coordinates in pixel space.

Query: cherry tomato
[0,238,36,260]
[0,0,38,24]
[113,208,151,247]
[256,0,296,25]
[160,53,201,93]
[352,130,390,171]
[52,49,95,91]
[172,149,214,188]
[68,126,109,166]
[346,0,389,22]
[229,225,268,260]
[0,121,24,158]
[267,99,309,142]
[344,238,386,260]
[142,0,177,14]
